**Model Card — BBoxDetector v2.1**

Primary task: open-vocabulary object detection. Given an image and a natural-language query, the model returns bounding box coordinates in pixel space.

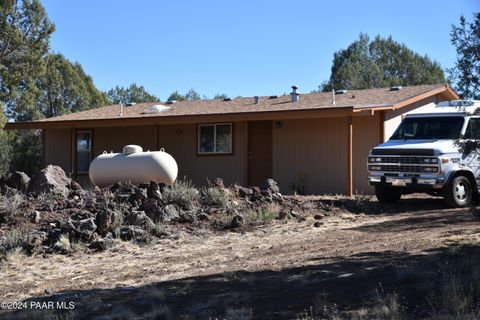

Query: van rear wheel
[375,186,402,203]
[444,175,472,208]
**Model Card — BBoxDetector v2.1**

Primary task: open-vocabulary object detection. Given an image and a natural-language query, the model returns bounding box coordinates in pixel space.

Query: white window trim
[197,123,233,155]
[76,130,92,174]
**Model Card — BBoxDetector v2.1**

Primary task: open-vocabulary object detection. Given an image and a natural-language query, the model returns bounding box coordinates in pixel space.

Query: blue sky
[42,0,478,100]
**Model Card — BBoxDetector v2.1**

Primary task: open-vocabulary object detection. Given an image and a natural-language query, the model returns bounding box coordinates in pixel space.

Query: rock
[68,217,97,240]
[179,211,195,223]
[27,165,71,197]
[147,181,162,200]
[261,178,280,194]
[314,221,323,228]
[128,188,147,207]
[30,210,41,223]
[290,210,300,218]
[314,214,324,220]
[70,180,83,191]
[125,211,155,231]
[237,186,253,197]
[6,171,30,193]
[161,204,180,223]
[96,209,116,236]
[89,238,112,251]
[24,231,48,254]
[197,212,210,221]
[231,215,245,228]
[120,226,146,241]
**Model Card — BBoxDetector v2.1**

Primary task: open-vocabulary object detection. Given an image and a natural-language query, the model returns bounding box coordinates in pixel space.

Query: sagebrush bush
[248,204,280,225]
[163,179,199,210]
[203,187,229,208]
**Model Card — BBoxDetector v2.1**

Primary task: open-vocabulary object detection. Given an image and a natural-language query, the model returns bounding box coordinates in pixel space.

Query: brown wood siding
[352,114,381,194]
[157,122,246,186]
[272,118,349,195]
[44,128,72,175]
[93,125,157,157]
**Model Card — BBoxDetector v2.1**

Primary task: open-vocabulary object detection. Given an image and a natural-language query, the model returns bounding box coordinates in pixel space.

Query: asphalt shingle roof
[36,84,451,123]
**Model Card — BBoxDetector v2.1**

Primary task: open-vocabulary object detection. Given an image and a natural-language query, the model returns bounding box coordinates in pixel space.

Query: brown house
[5,84,459,195]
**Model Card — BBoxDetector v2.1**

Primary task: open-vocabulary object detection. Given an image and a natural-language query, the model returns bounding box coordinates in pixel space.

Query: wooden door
[247,121,273,186]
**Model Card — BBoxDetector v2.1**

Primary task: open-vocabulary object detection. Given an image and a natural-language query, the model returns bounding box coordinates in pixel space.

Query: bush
[203,187,229,208]
[248,204,280,226]
[163,179,199,210]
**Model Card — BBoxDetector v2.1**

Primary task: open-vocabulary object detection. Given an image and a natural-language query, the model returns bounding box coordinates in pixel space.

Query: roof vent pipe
[332,89,336,105]
[119,103,124,117]
[254,96,260,104]
[290,85,299,102]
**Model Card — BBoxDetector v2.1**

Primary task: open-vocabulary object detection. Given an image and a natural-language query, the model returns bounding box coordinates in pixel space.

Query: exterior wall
[352,114,381,194]
[93,125,157,156]
[383,95,438,141]
[44,128,72,175]
[156,122,247,187]
[272,117,349,195]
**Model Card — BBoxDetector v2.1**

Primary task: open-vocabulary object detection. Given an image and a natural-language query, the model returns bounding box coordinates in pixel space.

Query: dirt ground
[2,195,480,319]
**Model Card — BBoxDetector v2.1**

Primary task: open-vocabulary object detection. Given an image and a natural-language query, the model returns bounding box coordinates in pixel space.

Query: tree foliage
[448,12,480,99]
[320,34,446,91]
[0,0,55,121]
[167,88,202,102]
[37,54,108,118]
[106,83,159,104]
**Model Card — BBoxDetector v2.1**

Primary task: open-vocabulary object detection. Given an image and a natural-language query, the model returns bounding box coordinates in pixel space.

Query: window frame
[465,117,480,140]
[197,123,234,156]
[75,129,93,174]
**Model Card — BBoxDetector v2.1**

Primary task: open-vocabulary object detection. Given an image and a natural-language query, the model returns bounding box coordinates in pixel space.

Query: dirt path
[2,197,480,319]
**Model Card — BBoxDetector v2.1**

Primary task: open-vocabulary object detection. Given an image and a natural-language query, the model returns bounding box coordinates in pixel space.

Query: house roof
[4,83,459,129]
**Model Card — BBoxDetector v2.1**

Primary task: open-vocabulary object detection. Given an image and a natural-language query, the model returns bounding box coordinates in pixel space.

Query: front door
[247,121,273,186]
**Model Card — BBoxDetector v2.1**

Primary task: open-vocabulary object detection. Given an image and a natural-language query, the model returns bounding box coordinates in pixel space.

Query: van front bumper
[368,176,445,189]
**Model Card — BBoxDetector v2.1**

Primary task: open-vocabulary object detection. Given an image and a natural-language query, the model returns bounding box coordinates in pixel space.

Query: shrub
[203,187,229,208]
[163,179,199,210]
[248,204,280,226]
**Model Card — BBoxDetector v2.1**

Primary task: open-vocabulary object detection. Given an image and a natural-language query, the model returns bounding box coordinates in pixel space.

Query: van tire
[375,186,402,203]
[444,175,472,208]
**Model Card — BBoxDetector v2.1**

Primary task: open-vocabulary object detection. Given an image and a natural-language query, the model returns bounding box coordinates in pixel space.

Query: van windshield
[390,116,465,140]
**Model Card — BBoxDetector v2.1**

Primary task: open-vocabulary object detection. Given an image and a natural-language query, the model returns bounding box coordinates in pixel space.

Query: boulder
[147,181,162,200]
[96,209,116,236]
[89,238,113,251]
[6,171,30,193]
[120,226,146,241]
[231,214,245,228]
[261,178,280,194]
[70,180,83,191]
[68,217,97,240]
[125,211,155,231]
[161,204,180,222]
[27,165,71,197]
[237,186,253,197]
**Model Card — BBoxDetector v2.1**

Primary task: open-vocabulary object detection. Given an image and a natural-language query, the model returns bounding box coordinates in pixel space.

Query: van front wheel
[444,175,473,208]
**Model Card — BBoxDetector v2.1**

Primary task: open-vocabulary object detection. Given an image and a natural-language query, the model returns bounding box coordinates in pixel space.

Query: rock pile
[0,165,301,256]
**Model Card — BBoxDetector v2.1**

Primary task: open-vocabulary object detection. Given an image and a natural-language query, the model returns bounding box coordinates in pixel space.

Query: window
[198,123,233,154]
[465,118,480,139]
[76,131,92,173]
[391,117,464,140]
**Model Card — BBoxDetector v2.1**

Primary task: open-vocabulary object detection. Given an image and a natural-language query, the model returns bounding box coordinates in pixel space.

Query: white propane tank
[89,145,178,188]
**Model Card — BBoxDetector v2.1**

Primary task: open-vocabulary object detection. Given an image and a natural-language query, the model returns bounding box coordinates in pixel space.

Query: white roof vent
[335,89,347,94]
[390,86,403,91]
[126,102,137,106]
[142,104,172,114]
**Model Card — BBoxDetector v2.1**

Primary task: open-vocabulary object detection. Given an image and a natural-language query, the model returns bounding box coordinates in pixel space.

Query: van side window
[465,118,480,139]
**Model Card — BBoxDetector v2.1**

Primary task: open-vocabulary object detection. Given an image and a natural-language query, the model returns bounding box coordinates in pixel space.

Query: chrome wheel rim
[454,181,469,204]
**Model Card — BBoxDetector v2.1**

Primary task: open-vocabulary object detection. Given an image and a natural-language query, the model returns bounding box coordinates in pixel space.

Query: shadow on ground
[5,245,480,320]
